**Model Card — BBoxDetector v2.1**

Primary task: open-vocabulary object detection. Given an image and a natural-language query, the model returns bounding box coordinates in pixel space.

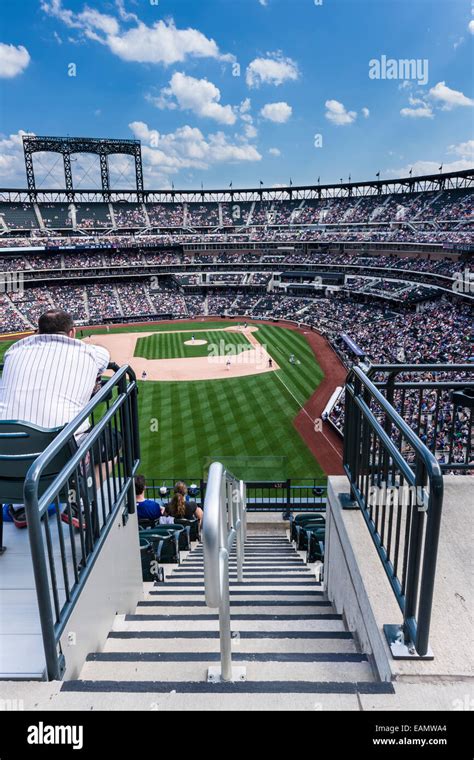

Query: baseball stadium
[0,0,472,732]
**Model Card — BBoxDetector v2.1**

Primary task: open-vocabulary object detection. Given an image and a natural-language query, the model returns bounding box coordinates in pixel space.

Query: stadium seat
[174,516,200,542]
[306,528,325,564]
[0,421,73,554]
[139,526,183,562]
[290,512,325,543]
[139,537,163,582]
[296,520,326,551]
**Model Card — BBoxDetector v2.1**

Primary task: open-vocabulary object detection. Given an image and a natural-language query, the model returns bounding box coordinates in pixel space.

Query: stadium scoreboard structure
[22,135,144,202]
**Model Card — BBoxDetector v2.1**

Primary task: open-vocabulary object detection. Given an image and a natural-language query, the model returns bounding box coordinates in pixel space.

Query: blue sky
[0,0,473,189]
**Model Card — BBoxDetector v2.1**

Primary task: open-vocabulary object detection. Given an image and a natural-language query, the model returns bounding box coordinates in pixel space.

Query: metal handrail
[22,364,140,680]
[202,462,246,682]
[363,363,474,473]
[344,365,444,658]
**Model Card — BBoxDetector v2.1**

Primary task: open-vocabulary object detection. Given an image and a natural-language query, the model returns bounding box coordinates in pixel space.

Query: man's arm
[91,344,111,374]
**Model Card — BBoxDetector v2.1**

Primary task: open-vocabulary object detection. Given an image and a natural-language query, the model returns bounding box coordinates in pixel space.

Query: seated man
[0,309,111,527]
[135,475,164,522]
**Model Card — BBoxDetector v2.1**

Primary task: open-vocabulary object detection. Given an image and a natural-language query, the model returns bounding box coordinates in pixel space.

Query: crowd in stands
[2,228,472,249]
[0,275,470,469]
[187,204,220,227]
[114,204,146,228]
[147,204,184,227]
[0,248,467,291]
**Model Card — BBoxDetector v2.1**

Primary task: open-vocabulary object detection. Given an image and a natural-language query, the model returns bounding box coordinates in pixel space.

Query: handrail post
[218,546,232,681]
[24,479,64,680]
[203,462,246,683]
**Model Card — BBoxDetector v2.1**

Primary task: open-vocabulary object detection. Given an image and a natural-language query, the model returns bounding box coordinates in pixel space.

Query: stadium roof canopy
[0,135,472,204]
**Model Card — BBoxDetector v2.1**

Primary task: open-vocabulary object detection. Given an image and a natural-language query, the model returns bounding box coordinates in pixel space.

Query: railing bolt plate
[338,493,358,510]
[384,625,434,660]
[207,666,247,683]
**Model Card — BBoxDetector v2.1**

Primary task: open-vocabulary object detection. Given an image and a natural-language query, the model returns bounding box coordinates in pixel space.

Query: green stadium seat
[307,528,325,564]
[174,516,200,542]
[139,526,183,563]
[296,521,325,550]
[292,513,325,544]
[139,537,163,582]
[0,420,77,553]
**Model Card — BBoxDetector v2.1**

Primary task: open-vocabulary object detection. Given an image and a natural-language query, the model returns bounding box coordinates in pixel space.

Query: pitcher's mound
[184,339,207,346]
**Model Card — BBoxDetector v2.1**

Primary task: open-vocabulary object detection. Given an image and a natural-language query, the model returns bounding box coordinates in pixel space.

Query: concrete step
[142,594,326,603]
[52,689,364,710]
[103,635,358,654]
[134,602,333,614]
[77,658,374,683]
[60,680,393,700]
[66,532,384,703]
[112,616,347,632]
[145,582,322,592]
[167,571,316,578]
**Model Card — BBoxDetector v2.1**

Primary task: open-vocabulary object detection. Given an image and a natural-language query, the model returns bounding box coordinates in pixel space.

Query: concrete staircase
[58,533,394,708]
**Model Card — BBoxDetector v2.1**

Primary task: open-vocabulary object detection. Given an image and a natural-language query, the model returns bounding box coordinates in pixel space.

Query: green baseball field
[0,322,327,482]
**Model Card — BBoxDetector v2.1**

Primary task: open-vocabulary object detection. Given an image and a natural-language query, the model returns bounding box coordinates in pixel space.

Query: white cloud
[128,121,261,184]
[107,20,234,65]
[387,159,472,177]
[259,0,268,5]
[246,52,299,88]
[325,99,357,126]
[240,98,251,115]
[429,81,474,110]
[269,148,281,156]
[0,130,37,184]
[400,92,434,119]
[0,43,30,78]
[149,72,236,125]
[41,1,234,65]
[386,139,474,178]
[400,104,433,118]
[238,99,258,139]
[362,107,370,118]
[115,0,139,24]
[469,20,474,34]
[79,9,119,36]
[244,124,258,139]
[260,102,292,123]
[447,139,474,161]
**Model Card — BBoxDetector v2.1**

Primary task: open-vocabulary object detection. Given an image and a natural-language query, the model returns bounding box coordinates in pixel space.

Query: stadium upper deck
[0,169,472,243]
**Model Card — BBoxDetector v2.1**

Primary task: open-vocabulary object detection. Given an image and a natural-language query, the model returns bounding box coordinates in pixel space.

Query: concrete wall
[59,507,142,680]
[325,475,474,684]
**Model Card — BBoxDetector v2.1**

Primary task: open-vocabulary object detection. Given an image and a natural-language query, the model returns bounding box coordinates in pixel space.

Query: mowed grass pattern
[0,324,326,481]
[0,341,14,363]
[137,325,326,480]
[134,330,252,360]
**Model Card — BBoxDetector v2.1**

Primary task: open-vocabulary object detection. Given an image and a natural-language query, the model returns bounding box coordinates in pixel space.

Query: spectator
[165,481,203,523]
[0,309,113,527]
[135,474,164,521]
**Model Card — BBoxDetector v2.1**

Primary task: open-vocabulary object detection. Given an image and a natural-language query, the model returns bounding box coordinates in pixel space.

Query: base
[207,666,247,683]
[0,546,6,555]
[339,493,358,510]
[384,624,434,660]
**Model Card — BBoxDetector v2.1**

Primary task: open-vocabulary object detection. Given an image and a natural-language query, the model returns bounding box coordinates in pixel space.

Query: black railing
[146,478,327,513]
[344,365,444,657]
[23,364,140,680]
[368,364,474,472]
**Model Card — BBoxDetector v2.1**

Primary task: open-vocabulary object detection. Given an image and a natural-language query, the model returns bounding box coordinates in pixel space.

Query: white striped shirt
[0,334,110,436]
